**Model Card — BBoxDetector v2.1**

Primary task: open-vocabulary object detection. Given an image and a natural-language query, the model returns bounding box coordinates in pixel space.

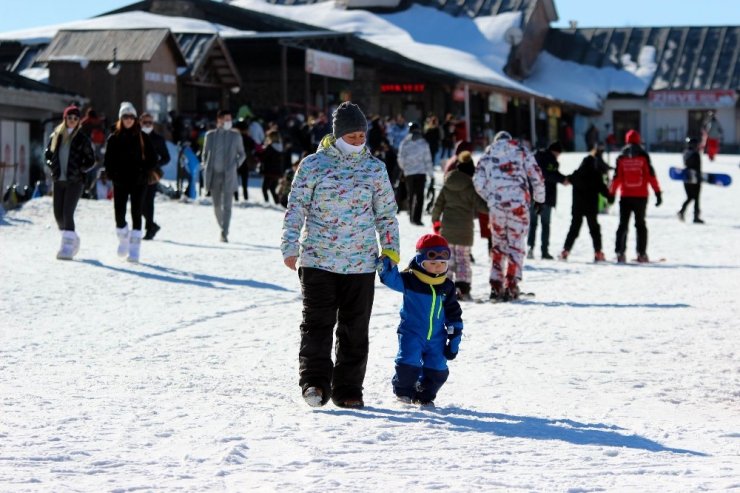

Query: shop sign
[305,49,354,81]
[380,83,426,93]
[488,93,508,113]
[648,90,736,109]
[453,88,466,102]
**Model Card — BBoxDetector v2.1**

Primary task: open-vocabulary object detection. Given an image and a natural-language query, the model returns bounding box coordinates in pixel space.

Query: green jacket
[431,170,488,246]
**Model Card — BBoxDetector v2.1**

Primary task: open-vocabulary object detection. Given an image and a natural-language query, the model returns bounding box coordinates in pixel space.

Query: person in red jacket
[608,130,662,263]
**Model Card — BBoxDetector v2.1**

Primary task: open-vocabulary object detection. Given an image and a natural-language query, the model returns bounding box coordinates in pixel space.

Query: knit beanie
[332,102,367,139]
[414,233,450,266]
[118,101,137,119]
[63,105,81,119]
[625,129,641,145]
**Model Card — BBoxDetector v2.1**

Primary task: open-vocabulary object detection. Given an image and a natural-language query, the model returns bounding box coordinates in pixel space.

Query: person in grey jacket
[202,109,246,242]
[398,122,434,226]
[281,101,400,409]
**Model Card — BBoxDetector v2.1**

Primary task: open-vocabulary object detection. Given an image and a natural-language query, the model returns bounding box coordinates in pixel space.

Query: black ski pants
[405,174,426,224]
[262,176,279,204]
[298,267,375,404]
[615,197,648,256]
[564,212,602,252]
[113,181,147,231]
[680,183,701,219]
[53,180,83,231]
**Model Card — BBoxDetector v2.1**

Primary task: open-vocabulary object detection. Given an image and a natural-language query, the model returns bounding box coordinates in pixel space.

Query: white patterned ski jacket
[398,134,434,178]
[473,139,545,210]
[281,135,400,274]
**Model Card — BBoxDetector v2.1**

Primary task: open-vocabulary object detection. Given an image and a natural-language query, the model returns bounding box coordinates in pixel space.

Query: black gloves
[655,192,662,207]
[444,328,462,360]
[607,195,615,205]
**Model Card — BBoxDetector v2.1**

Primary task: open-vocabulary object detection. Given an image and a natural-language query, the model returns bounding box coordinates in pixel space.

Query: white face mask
[222,121,233,131]
[141,126,153,134]
[336,137,364,155]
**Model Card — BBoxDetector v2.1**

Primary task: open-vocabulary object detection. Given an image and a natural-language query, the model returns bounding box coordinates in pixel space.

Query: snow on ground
[1,152,739,491]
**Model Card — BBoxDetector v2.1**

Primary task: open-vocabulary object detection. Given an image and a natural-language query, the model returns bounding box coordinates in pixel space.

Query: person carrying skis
[677,137,703,224]
[378,233,463,407]
[608,129,662,263]
[473,131,545,301]
[559,143,612,262]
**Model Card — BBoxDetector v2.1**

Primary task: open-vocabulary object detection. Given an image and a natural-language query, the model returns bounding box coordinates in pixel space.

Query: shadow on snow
[79,259,290,292]
[323,407,707,456]
[158,239,280,251]
[517,300,691,309]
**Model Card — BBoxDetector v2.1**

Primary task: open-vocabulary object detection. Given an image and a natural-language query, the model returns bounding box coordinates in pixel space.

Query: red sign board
[380,83,425,93]
[648,90,736,109]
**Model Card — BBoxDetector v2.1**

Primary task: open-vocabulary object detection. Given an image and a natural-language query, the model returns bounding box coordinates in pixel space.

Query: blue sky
[0,0,738,32]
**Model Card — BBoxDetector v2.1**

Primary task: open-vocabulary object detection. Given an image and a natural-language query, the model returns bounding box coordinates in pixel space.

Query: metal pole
[464,83,470,142]
[529,97,536,149]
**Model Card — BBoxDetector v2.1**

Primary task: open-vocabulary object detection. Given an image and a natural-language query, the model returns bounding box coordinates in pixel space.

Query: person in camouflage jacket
[473,131,545,301]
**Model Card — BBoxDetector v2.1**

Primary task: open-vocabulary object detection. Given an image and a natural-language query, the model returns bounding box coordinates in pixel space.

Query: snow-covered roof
[0,4,655,110]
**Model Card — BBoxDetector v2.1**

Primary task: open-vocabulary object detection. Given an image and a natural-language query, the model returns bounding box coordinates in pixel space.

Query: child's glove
[444,328,462,360]
[432,220,441,234]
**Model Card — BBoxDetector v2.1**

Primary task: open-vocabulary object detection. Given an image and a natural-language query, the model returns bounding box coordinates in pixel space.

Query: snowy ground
[1,152,738,492]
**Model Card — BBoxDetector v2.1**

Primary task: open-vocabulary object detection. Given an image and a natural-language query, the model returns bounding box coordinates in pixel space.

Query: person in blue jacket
[378,233,463,406]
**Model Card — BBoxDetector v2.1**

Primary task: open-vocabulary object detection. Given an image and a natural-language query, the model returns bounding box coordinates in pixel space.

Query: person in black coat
[559,144,612,262]
[140,113,171,240]
[104,102,157,262]
[677,137,703,223]
[45,105,95,260]
[527,141,568,259]
[258,130,288,204]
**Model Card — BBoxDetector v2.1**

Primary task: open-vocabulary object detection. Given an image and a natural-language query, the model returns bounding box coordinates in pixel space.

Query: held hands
[444,328,463,360]
[432,220,442,235]
[655,192,662,207]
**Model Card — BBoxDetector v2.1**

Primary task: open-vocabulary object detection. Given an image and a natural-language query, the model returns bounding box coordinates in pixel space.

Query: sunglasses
[121,115,136,120]
[141,121,154,126]
[420,248,450,261]
[65,115,80,121]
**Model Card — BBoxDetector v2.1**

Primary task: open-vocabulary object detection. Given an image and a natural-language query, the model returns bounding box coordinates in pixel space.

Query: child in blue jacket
[379,233,463,406]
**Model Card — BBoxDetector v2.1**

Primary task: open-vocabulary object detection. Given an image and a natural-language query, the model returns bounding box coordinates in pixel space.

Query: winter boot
[116,225,130,258]
[636,253,649,263]
[143,223,160,240]
[541,251,554,260]
[455,282,473,302]
[71,232,80,257]
[56,231,77,260]
[489,280,504,301]
[559,249,569,261]
[127,229,143,263]
[594,251,606,262]
[302,387,324,408]
[693,216,704,224]
[677,210,685,222]
[526,247,534,260]
[616,253,626,264]
[503,281,520,301]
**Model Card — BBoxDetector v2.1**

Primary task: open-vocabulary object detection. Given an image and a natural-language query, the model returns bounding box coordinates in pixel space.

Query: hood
[444,169,474,192]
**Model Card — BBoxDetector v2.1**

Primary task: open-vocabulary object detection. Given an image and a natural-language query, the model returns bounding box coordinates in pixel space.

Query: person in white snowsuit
[473,131,545,301]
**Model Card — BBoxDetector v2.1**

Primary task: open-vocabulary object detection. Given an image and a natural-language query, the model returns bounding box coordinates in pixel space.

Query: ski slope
[1,152,738,491]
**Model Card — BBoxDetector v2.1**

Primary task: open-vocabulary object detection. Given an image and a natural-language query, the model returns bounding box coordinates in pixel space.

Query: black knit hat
[332,102,367,138]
